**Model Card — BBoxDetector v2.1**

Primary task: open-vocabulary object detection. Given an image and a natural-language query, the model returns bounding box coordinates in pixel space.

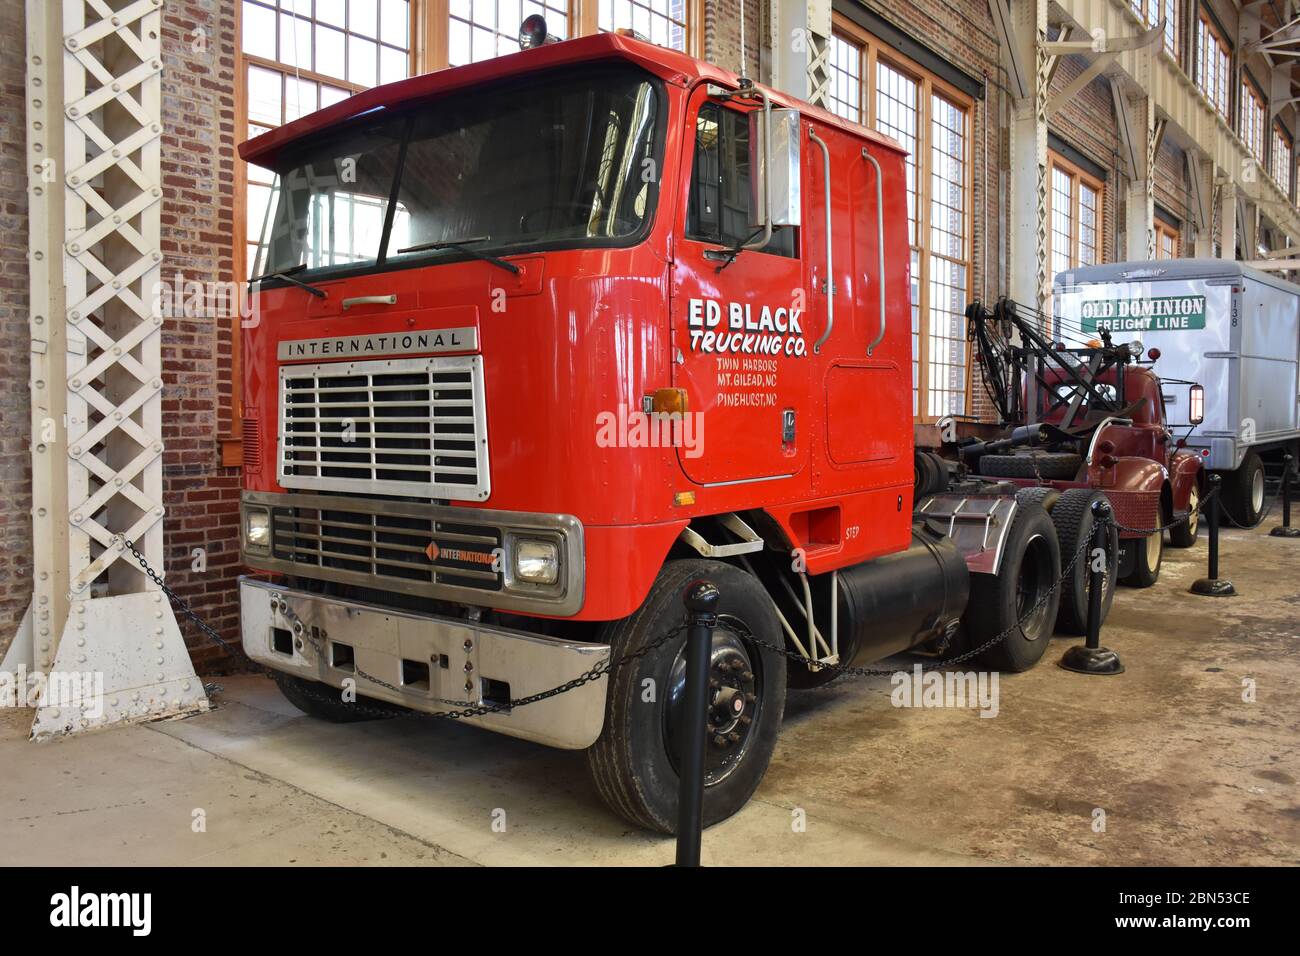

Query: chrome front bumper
[239,577,610,749]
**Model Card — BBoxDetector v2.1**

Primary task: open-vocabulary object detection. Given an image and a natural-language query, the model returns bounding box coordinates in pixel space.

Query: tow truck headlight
[244,507,271,553]
[1188,384,1205,426]
[513,538,559,585]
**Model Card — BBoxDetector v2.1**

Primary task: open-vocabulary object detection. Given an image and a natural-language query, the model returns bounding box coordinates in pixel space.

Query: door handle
[342,294,397,310]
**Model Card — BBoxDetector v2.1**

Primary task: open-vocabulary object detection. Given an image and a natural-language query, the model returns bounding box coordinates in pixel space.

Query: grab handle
[809,127,833,354]
[342,294,397,310]
[862,147,886,356]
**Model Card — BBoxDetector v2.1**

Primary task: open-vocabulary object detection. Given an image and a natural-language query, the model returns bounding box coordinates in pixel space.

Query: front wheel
[1222,452,1266,527]
[586,560,787,833]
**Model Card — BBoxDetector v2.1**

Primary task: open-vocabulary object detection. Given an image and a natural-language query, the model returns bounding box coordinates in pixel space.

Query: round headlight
[514,539,559,585]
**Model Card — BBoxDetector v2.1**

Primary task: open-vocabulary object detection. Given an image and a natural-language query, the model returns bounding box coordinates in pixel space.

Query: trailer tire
[1049,489,1118,635]
[1222,451,1266,526]
[965,503,1061,672]
[978,452,1082,480]
[272,672,402,723]
[586,560,786,834]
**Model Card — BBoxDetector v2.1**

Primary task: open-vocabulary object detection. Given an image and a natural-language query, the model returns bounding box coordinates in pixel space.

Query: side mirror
[1188,383,1205,426]
[750,107,801,232]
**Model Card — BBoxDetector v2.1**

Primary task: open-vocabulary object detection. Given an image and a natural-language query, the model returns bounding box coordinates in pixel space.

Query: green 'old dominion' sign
[1079,295,1207,332]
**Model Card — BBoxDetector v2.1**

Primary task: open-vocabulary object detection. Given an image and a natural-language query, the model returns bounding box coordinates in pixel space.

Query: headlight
[244,508,270,552]
[514,538,559,585]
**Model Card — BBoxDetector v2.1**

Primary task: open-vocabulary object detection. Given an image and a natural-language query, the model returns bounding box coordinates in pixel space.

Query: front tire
[586,560,787,833]
[1222,452,1266,527]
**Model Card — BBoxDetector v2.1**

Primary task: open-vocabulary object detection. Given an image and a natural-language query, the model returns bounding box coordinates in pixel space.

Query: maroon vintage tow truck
[921,300,1205,631]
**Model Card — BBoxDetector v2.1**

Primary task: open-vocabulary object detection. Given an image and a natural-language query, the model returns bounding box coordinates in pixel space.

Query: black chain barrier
[126,490,1211,721]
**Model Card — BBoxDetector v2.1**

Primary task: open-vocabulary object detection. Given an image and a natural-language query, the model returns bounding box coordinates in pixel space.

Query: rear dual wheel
[586,560,786,833]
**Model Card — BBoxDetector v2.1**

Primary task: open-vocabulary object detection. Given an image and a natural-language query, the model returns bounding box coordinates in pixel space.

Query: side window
[687,103,797,258]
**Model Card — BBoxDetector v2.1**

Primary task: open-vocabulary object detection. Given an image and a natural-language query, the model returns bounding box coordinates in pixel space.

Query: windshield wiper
[250,264,327,298]
[396,236,521,275]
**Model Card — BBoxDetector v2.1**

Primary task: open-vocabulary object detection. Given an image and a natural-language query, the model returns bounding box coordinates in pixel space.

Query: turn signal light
[674,491,696,507]
[651,387,689,415]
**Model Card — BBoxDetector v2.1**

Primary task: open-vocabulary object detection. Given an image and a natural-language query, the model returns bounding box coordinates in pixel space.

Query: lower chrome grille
[271,504,504,593]
[242,491,586,615]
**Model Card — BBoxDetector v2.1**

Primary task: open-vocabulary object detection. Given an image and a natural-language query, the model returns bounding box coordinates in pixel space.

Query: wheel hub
[665,624,760,786]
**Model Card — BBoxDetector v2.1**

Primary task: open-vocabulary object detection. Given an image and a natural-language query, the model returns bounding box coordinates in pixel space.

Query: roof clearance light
[614,27,649,42]
[518,15,556,50]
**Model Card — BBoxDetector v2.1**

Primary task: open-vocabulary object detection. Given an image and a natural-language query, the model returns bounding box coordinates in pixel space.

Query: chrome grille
[270,503,503,593]
[278,356,489,501]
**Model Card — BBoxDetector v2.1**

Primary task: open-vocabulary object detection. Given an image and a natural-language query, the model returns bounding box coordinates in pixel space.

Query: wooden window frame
[1196,10,1231,119]
[1272,121,1293,198]
[1155,218,1180,259]
[832,15,975,422]
[1240,73,1266,165]
[1047,150,1105,272]
[228,0,702,462]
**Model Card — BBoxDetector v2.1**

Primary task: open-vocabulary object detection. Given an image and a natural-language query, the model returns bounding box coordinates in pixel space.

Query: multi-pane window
[1273,123,1294,196]
[1130,0,1178,59]
[1241,77,1266,164]
[450,1,571,66]
[600,1,691,51]
[830,25,972,420]
[1155,219,1179,259]
[1196,13,1231,118]
[1048,152,1103,278]
[240,0,413,278]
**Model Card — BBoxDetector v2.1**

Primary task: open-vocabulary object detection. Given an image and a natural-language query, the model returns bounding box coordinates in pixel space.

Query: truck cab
[238,26,1060,831]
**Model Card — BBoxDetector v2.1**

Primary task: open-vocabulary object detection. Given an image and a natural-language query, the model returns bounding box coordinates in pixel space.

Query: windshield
[252,65,664,280]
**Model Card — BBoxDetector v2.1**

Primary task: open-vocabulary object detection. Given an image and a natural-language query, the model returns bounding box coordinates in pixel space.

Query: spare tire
[978,452,1082,480]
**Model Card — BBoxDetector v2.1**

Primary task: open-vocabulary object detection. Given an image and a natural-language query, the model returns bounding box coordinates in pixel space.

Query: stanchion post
[675,579,719,867]
[1060,499,1124,675]
[1269,454,1300,539]
[1191,474,1236,596]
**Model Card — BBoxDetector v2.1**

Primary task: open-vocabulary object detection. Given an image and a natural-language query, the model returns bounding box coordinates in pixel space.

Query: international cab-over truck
[238,23,1090,831]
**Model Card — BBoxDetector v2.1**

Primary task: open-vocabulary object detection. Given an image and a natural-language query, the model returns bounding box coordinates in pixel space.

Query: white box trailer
[1053,259,1300,525]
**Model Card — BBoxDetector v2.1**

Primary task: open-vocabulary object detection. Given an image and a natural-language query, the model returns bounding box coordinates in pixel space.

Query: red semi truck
[237,25,1106,831]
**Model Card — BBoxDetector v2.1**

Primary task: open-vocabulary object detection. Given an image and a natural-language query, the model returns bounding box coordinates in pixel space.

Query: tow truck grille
[278,356,489,501]
[270,503,503,593]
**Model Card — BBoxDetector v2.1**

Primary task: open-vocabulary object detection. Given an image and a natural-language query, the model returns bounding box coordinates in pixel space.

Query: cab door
[669,90,810,486]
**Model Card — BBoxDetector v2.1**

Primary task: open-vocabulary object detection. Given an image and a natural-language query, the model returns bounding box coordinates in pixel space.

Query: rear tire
[966,503,1061,672]
[1168,482,1200,548]
[1049,489,1118,635]
[272,671,401,723]
[1121,524,1163,588]
[1222,452,1266,526]
[586,560,786,833]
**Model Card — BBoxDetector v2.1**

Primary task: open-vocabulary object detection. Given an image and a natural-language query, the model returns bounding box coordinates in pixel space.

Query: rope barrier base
[1268,526,1300,539]
[1189,577,1237,597]
[1058,644,1125,675]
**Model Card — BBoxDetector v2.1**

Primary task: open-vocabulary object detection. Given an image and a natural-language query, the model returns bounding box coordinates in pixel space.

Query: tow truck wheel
[586,559,786,834]
[1168,483,1200,548]
[965,503,1061,672]
[1121,523,1163,588]
[272,671,403,723]
[1049,489,1118,635]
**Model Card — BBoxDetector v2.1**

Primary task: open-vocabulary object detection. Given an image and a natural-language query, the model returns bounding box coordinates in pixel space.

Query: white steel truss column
[769,0,831,107]
[3,0,207,739]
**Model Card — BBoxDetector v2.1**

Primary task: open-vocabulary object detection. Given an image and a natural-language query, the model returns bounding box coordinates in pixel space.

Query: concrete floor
[2,515,1297,866]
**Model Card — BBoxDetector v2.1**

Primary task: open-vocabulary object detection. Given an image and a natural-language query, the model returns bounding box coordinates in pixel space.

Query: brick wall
[0,0,31,650]
[0,0,243,670]
[705,0,764,78]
